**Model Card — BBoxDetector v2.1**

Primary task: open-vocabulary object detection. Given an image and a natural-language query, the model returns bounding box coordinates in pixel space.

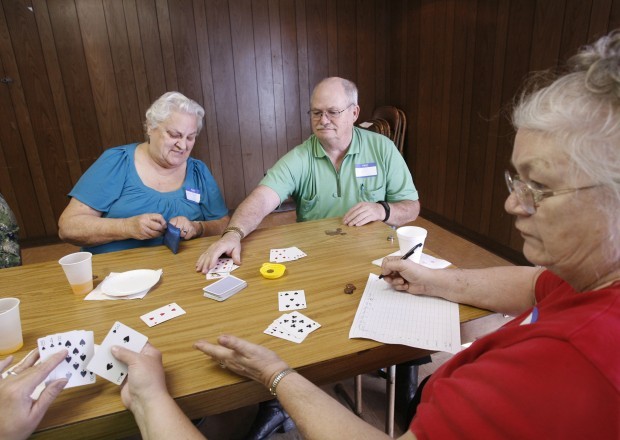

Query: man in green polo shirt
[195,77,422,439]
[196,77,420,273]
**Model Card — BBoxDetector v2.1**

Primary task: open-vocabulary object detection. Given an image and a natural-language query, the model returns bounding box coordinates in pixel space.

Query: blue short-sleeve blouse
[68,143,228,254]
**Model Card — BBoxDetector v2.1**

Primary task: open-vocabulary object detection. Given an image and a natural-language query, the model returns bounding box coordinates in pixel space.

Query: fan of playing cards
[38,321,149,387]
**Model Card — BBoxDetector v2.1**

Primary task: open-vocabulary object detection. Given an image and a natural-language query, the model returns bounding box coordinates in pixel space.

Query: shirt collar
[310,127,360,158]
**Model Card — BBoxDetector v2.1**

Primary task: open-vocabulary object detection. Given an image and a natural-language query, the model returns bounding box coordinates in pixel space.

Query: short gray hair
[512,29,620,254]
[312,77,359,105]
[144,91,205,134]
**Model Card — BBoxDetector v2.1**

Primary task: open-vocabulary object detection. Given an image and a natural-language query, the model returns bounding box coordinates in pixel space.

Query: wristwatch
[377,201,390,222]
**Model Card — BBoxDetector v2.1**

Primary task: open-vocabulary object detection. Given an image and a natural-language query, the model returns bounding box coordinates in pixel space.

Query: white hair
[144,91,205,134]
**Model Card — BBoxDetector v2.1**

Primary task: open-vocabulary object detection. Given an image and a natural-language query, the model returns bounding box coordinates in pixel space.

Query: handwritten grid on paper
[349,274,461,354]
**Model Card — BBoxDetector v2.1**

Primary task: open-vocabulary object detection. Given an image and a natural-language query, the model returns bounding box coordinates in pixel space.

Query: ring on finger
[6,370,18,376]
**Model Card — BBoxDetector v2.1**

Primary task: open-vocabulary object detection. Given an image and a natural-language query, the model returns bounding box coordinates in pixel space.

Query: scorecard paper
[349,274,461,354]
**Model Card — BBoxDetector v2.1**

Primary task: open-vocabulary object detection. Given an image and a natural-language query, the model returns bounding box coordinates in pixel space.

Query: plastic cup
[58,252,93,295]
[396,226,428,263]
[0,298,23,355]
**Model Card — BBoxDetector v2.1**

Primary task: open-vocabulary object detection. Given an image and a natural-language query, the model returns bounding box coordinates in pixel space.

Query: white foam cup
[396,226,428,263]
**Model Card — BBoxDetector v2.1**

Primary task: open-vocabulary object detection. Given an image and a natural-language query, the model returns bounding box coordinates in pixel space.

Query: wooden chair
[371,106,401,144]
[396,108,407,155]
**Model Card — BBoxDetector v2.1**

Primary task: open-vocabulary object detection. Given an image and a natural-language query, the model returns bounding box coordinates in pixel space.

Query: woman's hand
[194,335,289,389]
[112,343,169,413]
[380,256,433,295]
[0,350,68,440]
[169,216,200,240]
[125,214,167,240]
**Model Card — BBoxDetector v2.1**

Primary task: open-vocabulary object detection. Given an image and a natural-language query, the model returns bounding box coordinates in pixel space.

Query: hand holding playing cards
[0,350,68,440]
[196,234,242,274]
[111,343,203,439]
[111,343,167,412]
[194,335,289,388]
[125,213,167,240]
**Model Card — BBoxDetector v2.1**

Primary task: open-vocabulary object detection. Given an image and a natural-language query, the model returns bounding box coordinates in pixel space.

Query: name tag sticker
[355,162,378,178]
[185,187,201,204]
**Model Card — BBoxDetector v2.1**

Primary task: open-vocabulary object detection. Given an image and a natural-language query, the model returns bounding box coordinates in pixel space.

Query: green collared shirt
[260,127,418,221]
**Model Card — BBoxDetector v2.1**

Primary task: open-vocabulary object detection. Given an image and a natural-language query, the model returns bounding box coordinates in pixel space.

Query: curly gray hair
[512,30,620,250]
[144,91,205,135]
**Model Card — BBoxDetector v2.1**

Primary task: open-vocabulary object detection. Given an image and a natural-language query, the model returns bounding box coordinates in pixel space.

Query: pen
[378,242,422,279]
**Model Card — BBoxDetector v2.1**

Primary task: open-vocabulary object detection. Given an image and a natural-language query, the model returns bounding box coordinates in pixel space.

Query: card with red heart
[139,302,186,327]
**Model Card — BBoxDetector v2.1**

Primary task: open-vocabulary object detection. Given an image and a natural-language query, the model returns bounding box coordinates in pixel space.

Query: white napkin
[372,251,452,269]
[84,271,160,301]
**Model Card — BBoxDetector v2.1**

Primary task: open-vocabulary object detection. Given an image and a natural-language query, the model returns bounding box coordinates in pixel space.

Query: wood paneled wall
[1,0,618,261]
[392,0,620,262]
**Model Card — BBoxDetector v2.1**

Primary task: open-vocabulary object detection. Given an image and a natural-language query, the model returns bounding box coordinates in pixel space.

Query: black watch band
[377,201,390,222]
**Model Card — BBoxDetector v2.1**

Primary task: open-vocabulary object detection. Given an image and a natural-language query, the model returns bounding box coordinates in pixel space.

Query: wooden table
[0,217,512,439]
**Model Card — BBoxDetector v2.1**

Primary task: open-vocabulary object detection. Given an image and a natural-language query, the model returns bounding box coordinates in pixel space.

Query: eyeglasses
[307,103,354,120]
[504,170,599,214]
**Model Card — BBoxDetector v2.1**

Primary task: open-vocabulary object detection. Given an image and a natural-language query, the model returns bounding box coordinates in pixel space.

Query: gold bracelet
[269,368,295,396]
[195,221,204,237]
[222,226,245,240]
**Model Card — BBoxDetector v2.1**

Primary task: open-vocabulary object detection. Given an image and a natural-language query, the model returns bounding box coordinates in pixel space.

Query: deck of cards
[204,275,247,301]
[264,311,321,343]
[269,247,307,263]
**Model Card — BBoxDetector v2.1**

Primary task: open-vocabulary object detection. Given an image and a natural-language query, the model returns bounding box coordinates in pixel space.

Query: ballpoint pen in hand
[378,242,422,279]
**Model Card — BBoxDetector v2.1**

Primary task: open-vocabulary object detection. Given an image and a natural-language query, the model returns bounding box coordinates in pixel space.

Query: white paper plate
[101,269,162,297]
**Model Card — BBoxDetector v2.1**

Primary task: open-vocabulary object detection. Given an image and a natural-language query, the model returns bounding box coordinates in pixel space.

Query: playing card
[206,258,239,279]
[278,290,307,311]
[278,312,321,341]
[163,223,181,254]
[269,248,289,263]
[86,322,148,385]
[38,330,96,388]
[209,257,234,273]
[287,246,307,260]
[270,247,307,263]
[264,320,303,344]
[203,275,247,301]
[265,312,321,343]
[140,302,186,327]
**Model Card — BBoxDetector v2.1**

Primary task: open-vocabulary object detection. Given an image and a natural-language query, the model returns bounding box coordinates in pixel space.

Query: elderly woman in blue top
[58,92,229,254]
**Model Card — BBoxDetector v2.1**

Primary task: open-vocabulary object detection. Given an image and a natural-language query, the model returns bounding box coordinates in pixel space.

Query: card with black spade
[37,330,96,388]
[86,321,148,385]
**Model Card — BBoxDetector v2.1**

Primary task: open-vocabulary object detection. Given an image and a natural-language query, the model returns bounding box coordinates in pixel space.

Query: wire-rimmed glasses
[307,103,354,120]
[504,170,599,214]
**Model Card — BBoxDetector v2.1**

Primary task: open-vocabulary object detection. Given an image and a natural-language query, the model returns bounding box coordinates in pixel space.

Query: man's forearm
[225,186,281,238]
[385,199,420,227]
